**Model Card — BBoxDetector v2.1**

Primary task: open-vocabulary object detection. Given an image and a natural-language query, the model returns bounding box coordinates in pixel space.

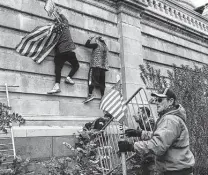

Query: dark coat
[55,14,76,55]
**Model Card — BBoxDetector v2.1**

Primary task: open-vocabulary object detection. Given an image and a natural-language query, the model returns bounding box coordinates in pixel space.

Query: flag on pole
[44,0,56,17]
[15,24,62,64]
[100,80,127,123]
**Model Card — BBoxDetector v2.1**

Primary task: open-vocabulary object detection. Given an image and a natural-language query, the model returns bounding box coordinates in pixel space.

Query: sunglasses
[156,97,166,103]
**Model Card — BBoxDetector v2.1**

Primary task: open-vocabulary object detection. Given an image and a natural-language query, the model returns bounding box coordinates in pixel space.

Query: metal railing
[95,87,156,174]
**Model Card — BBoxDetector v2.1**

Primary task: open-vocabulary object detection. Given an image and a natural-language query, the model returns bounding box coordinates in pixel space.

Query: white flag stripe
[116,113,125,122]
[99,81,127,123]
[17,27,50,53]
[16,26,50,52]
[33,34,56,62]
[100,90,117,109]
[100,92,117,110]
[105,96,121,112]
[27,37,46,57]
[31,33,56,59]
[36,42,56,63]
[16,24,60,64]
[21,30,49,55]
[112,104,123,117]
[101,91,120,110]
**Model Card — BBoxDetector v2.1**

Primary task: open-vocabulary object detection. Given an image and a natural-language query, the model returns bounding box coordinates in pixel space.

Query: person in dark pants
[48,12,79,94]
[83,36,109,103]
[118,88,195,175]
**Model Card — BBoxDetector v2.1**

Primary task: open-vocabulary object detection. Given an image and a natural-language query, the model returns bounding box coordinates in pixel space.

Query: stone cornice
[115,0,148,17]
[166,0,208,22]
[142,14,208,47]
[144,0,208,37]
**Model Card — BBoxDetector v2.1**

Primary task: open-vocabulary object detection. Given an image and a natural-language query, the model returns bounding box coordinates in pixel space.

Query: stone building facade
[0,0,208,158]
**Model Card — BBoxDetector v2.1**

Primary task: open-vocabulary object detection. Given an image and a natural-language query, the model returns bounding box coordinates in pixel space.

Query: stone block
[121,67,141,84]
[143,48,202,68]
[71,29,120,54]
[21,116,96,127]
[26,126,79,137]
[0,28,22,49]
[122,83,145,99]
[122,52,143,68]
[59,100,103,117]
[0,49,119,83]
[122,37,142,54]
[121,23,141,40]
[10,99,60,116]
[52,136,75,157]
[0,0,23,10]
[119,13,141,28]
[0,26,119,55]
[0,71,88,97]
[54,0,117,24]
[142,24,208,58]
[142,35,208,64]
[15,137,52,159]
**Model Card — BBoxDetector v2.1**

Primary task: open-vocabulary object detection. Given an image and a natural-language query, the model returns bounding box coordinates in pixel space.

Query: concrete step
[14,115,97,127]
[12,125,82,138]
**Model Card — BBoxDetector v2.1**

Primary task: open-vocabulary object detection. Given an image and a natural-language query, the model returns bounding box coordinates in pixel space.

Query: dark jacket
[55,14,76,55]
[134,104,195,172]
[85,38,109,71]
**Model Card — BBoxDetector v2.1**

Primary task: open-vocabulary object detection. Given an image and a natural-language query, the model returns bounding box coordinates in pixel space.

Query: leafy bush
[0,102,25,133]
[0,155,30,175]
[0,102,28,175]
[41,130,104,175]
[140,63,208,175]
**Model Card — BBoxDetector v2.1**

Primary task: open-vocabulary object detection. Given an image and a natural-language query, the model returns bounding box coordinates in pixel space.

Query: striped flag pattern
[100,81,127,123]
[15,24,61,64]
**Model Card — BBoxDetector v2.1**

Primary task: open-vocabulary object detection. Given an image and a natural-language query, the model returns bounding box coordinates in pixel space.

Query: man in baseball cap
[118,88,195,175]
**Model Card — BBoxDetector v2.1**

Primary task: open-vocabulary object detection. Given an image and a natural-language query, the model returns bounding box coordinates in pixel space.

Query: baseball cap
[151,88,176,100]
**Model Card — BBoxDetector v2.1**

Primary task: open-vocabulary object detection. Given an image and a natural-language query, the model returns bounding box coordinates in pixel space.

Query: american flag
[100,80,127,123]
[15,24,62,64]
[44,0,56,17]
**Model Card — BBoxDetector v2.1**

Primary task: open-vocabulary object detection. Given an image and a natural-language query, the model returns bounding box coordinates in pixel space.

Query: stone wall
[0,0,121,159]
[1,0,208,159]
[0,0,121,121]
[141,0,208,77]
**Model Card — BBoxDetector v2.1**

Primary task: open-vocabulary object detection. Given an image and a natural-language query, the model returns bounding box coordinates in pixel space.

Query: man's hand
[89,36,95,40]
[133,115,140,122]
[118,140,134,152]
[125,129,142,137]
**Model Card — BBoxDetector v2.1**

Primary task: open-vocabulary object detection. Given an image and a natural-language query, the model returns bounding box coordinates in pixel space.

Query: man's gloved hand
[125,129,142,137]
[118,140,134,152]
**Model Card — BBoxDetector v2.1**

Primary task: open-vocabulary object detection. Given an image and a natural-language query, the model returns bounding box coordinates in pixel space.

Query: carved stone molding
[116,0,148,18]
[142,14,208,46]
[145,0,208,36]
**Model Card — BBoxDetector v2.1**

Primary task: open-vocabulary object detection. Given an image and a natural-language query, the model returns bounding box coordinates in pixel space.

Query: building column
[117,0,147,99]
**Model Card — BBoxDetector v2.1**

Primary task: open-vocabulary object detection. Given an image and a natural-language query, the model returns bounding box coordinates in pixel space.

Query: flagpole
[120,122,127,175]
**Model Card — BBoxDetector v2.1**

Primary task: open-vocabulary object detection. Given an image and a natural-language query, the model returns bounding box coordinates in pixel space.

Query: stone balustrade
[144,0,208,35]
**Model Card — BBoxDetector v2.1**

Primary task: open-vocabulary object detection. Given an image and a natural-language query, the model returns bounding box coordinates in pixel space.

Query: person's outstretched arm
[85,37,98,49]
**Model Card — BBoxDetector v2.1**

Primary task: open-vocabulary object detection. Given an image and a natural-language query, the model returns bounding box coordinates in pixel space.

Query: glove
[125,129,142,137]
[118,140,134,152]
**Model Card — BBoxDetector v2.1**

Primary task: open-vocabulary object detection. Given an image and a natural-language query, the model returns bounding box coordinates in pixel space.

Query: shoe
[47,83,61,94]
[83,95,95,104]
[65,77,75,85]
